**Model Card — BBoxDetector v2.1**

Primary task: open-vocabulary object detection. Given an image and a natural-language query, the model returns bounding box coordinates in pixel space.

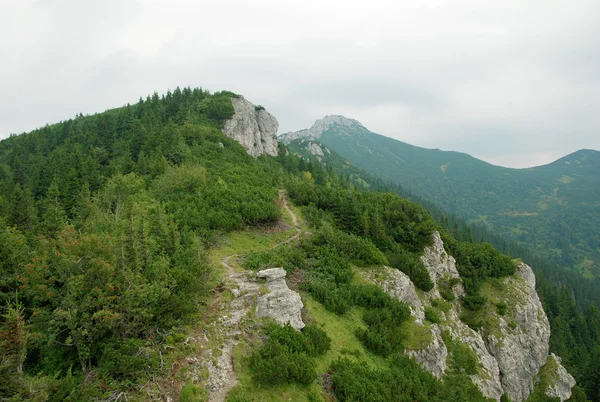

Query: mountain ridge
[283,116,600,277]
[280,115,598,170]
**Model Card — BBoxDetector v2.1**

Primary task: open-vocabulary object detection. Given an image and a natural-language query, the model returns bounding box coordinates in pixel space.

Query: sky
[1,0,599,168]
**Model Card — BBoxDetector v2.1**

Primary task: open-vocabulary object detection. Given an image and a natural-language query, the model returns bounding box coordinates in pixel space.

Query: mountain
[0,90,594,401]
[280,116,600,278]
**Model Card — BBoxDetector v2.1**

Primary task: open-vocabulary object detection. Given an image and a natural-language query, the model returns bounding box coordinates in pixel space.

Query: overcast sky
[1,0,599,168]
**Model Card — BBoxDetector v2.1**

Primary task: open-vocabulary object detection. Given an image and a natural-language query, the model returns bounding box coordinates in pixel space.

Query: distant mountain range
[280,116,600,277]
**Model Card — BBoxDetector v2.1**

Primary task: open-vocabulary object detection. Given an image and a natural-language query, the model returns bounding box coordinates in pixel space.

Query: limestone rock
[356,232,574,402]
[307,142,325,157]
[256,268,305,330]
[222,97,279,157]
[420,231,465,299]
[444,309,505,401]
[543,354,576,401]
[405,325,448,378]
[257,267,287,281]
[362,266,425,322]
[485,263,551,402]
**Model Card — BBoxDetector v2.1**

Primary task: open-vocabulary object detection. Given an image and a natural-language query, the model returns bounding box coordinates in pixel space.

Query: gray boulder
[256,268,304,330]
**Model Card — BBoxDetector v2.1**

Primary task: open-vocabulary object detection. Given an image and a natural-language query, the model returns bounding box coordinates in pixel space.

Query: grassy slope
[220,199,390,402]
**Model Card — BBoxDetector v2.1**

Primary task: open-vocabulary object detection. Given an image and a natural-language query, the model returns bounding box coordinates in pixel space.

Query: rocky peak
[221,96,279,157]
[278,115,364,144]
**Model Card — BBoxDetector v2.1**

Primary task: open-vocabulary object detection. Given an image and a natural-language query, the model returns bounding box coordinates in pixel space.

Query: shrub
[442,331,479,375]
[462,294,487,311]
[309,223,388,266]
[98,339,158,380]
[303,325,331,357]
[431,298,452,313]
[180,382,203,402]
[249,323,327,386]
[250,341,316,385]
[387,250,434,291]
[329,355,489,402]
[440,288,456,301]
[425,306,442,324]
[244,251,271,270]
[307,281,353,315]
[496,301,508,316]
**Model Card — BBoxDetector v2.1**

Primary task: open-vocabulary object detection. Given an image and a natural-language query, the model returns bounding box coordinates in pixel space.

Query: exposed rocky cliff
[361,231,575,402]
[222,97,279,157]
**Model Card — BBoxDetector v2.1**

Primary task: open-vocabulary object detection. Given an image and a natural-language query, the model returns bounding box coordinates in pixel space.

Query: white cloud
[1,0,599,167]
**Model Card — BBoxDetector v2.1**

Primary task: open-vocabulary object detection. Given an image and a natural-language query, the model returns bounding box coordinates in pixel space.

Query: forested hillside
[281,117,600,278]
[286,128,600,402]
[0,89,598,401]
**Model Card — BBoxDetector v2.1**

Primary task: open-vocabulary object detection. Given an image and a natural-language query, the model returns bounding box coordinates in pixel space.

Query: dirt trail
[205,190,300,402]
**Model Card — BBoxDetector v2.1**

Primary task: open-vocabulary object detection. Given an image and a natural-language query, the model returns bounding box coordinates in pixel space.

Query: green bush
[462,294,487,311]
[98,339,158,380]
[329,355,489,402]
[303,325,331,357]
[307,281,353,315]
[309,223,388,266]
[431,298,452,313]
[180,382,203,402]
[442,331,479,375]
[244,251,271,270]
[449,242,516,294]
[496,301,508,316]
[425,306,442,324]
[387,250,434,291]
[250,341,316,385]
[249,323,327,386]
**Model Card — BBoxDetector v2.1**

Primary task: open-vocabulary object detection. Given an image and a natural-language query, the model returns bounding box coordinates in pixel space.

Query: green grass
[401,318,433,350]
[460,275,528,338]
[226,294,389,401]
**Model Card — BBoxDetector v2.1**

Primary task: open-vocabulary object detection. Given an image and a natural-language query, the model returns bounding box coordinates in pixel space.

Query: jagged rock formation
[484,262,552,401]
[363,266,425,322]
[278,115,363,144]
[361,231,575,402]
[222,96,279,157]
[405,325,448,379]
[542,354,576,401]
[256,268,305,330]
[420,231,465,299]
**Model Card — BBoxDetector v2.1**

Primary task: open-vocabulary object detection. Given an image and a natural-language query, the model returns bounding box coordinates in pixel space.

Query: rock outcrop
[363,266,425,322]
[484,262,551,401]
[542,354,576,401]
[420,231,465,299]
[405,325,448,379]
[256,268,305,330]
[361,231,575,402]
[222,97,279,157]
